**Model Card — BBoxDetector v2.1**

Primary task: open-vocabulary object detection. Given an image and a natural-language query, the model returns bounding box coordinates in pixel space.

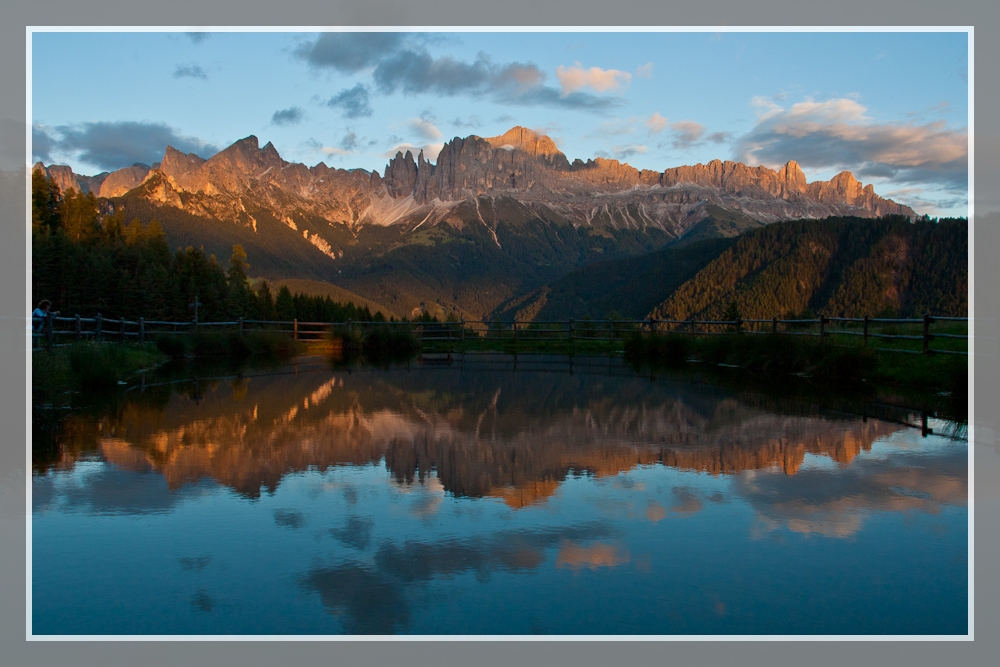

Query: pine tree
[275,285,296,321]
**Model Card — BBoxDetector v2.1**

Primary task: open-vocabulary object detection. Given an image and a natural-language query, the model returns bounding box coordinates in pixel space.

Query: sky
[31,30,969,217]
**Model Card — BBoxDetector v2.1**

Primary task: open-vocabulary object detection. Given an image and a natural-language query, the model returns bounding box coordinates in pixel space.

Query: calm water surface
[32,355,968,635]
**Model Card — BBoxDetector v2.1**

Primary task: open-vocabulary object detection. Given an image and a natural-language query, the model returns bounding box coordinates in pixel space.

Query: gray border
[2,2,996,666]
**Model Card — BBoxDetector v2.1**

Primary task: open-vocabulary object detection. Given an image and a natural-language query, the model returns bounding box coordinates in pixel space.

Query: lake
[31,354,969,636]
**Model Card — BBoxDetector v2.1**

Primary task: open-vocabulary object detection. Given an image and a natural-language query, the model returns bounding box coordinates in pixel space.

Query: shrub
[362,324,420,363]
[329,325,365,359]
[627,331,876,381]
[245,331,299,359]
[624,331,692,367]
[154,334,188,358]
[155,330,300,360]
[66,342,162,389]
[188,331,232,357]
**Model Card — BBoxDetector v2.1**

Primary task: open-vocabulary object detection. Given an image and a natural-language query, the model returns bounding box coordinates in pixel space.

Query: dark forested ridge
[32,169,966,326]
[489,237,734,321]
[650,216,968,320]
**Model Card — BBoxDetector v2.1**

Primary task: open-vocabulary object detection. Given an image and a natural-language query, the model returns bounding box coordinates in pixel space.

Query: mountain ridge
[34,126,915,238]
[32,128,921,320]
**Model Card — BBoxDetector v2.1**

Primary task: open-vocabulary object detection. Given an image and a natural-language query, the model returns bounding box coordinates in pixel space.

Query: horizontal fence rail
[30,312,973,356]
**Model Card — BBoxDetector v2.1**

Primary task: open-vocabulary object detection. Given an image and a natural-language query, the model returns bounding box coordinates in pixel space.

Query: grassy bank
[328,324,421,364]
[154,330,303,360]
[623,331,967,395]
[33,342,166,403]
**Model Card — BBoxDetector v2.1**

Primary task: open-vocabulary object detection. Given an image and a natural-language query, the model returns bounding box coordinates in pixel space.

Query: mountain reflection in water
[43,357,911,502]
[32,355,968,635]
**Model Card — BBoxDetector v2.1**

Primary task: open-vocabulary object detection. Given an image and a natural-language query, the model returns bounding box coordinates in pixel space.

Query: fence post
[120,318,126,342]
[689,318,695,337]
[238,317,244,335]
[819,315,826,338]
[75,314,82,341]
[923,313,932,355]
[736,317,742,335]
[772,316,778,335]
[139,317,145,344]
[95,313,102,341]
[568,319,574,341]
[609,319,615,342]
[460,319,465,350]
[863,315,869,347]
[648,318,654,336]
[513,321,518,342]
[293,318,299,341]
[45,313,54,350]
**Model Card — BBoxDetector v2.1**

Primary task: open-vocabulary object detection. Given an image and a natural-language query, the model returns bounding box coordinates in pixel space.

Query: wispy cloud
[635,62,653,79]
[450,115,482,130]
[589,118,638,138]
[306,129,361,158]
[326,84,373,119]
[556,62,631,95]
[271,107,304,126]
[173,64,208,79]
[671,120,705,149]
[295,32,409,73]
[646,112,668,135]
[613,144,647,159]
[31,125,56,164]
[408,118,442,141]
[293,34,618,112]
[185,32,209,44]
[706,131,733,144]
[338,130,359,152]
[373,50,543,97]
[594,144,648,161]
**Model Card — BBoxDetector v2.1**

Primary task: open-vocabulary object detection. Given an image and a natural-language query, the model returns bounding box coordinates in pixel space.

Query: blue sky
[31,30,969,216]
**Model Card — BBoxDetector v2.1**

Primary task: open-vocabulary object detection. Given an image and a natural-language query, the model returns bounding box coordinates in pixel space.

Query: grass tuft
[625,331,962,391]
[154,331,302,360]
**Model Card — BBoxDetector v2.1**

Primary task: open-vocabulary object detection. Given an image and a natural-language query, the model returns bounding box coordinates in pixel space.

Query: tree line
[650,215,968,321]
[31,170,390,323]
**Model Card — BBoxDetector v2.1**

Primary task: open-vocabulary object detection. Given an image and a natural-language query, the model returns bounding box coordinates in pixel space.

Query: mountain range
[34,127,918,320]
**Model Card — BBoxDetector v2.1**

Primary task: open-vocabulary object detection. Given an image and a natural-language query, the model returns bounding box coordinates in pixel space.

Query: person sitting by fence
[31,300,59,347]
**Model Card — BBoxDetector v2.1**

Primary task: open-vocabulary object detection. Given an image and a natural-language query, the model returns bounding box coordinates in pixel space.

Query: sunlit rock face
[35,126,914,239]
[53,366,905,504]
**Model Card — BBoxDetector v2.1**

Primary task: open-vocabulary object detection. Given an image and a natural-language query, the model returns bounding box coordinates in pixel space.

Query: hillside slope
[650,216,967,320]
[490,237,733,321]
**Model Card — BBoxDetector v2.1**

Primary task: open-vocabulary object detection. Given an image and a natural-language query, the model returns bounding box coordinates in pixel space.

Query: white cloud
[556,63,632,96]
[646,112,668,135]
[613,144,647,159]
[784,98,869,124]
[750,95,785,122]
[635,62,653,78]
[671,121,705,149]
[734,96,967,193]
[408,118,442,141]
[590,118,638,138]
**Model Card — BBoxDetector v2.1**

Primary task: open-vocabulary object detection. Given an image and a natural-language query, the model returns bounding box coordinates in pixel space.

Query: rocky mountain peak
[776,160,807,195]
[37,127,918,242]
[486,126,563,159]
[161,146,206,180]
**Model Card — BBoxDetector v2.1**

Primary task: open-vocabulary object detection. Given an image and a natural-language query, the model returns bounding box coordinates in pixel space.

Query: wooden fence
[31,312,970,356]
